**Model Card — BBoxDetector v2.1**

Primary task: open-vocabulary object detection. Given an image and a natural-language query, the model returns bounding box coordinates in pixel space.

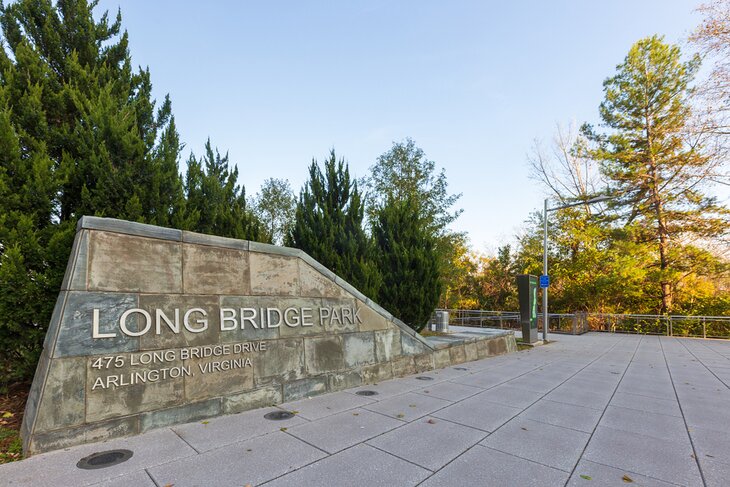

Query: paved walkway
[3,332,730,487]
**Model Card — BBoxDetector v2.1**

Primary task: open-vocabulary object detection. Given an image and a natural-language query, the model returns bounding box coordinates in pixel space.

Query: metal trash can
[433,311,449,333]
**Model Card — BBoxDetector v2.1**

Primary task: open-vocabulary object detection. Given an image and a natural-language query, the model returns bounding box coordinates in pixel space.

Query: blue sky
[97,0,705,251]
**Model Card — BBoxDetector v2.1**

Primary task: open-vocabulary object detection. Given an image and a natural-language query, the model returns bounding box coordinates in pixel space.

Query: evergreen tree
[372,196,441,331]
[253,178,295,245]
[583,36,729,313]
[288,150,380,299]
[184,139,263,241]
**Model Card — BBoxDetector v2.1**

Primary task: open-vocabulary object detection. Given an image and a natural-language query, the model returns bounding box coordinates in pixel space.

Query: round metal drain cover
[355,390,379,396]
[77,449,133,470]
[454,367,468,371]
[264,410,295,421]
[415,376,434,381]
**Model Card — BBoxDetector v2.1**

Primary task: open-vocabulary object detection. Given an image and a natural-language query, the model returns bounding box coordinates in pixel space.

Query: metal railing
[435,309,730,339]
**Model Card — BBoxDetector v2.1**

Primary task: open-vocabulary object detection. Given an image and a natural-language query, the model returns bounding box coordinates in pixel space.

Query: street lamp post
[542,195,613,342]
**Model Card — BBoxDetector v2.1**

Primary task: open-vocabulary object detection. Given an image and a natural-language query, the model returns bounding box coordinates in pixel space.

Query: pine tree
[583,36,729,313]
[288,150,380,299]
[372,196,441,331]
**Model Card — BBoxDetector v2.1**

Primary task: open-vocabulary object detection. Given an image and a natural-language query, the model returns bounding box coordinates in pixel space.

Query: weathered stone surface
[139,294,221,350]
[140,399,221,433]
[184,355,254,401]
[34,357,85,432]
[360,363,394,384]
[183,244,249,295]
[344,333,376,368]
[284,377,328,402]
[88,231,182,293]
[464,342,479,362]
[357,300,391,332]
[375,330,402,363]
[250,253,299,296]
[401,332,430,356]
[219,295,280,341]
[182,231,248,251]
[391,356,416,377]
[433,349,451,369]
[29,416,138,455]
[255,338,305,381]
[320,297,359,333]
[449,345,467,365]
[299,261,347,298]
[85,356,186,422]
[414,353,434,373]
[223,385,283,414]
[278,298,326,338]
[43,291,67,350]
[328,371,363,390]
[79,216,182,241]
[476,339,490,359]
[488,337,508,356]
[305,336,345,374]
[55,292,139,357]
[61,230,88,291]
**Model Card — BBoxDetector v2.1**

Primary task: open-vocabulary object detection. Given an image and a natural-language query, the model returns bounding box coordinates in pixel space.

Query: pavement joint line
[169,427,201,454]
[415,334,632,485]
[659,336,708,487]
[365,441,442,473]
[580,458,689,487]
[279,428,331,456]
[563,334,643,486]
[675,336,730,390]
[144,468,161,487]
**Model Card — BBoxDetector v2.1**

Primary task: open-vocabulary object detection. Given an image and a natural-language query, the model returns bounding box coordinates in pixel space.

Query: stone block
[249,240,303,257]
[34,357,85,432]
[88,231,182,293]
[284,377,328,402]
[433,349,451,368]
[182,244,249,295]
[223,385,283,414]
[184,354,254,401]
[375,330,401,363]
[305,336,345,374]
[28,416,139,455]
[219,295,280,341]
[43,291,67,350]
[401,332,430,356]
[334,276,368,302]
[85,354,186,422]
[328,371,363,391]
[278,297,327,338]
[140,399,221,433]
[464,342,478,362]
[344,333,376,368]
[182,230,248,251]
[476,339,490,359]
[391,356,416,377]
[357,300,391,332]
[137,294,222,350]
[449,345,467,365]
[61,230,88,291]
[250,253,299,296]
[299,261,347,298]
[54,292,139,358]
[488,337,508,356]
[360,363,393,384]
[319,297,359,333]
[414,353,435,372]
[255,338,305,381]
[79,216,182,241]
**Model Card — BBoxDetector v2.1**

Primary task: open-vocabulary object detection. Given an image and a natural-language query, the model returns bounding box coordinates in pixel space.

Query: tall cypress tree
[372,196,441,331]
[288,150,380,299]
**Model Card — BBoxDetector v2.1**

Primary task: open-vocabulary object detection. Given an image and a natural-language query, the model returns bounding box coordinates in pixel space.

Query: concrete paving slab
[568,459,680,487]
[687,425,730,465]
[506,373,566,393]
[521,398,603,433]
[700,457,730,487]
[480,417,590,472]
[545,385,612,411]
[412,381,484,401]
[88,470,157,487]
[148,431,326,487]
[263,443,430,486]
[367,416,486,471]
[172,405,308,452]
[431,394,522,432]
[599,405,690,443]
[279,390,377,421]
[583,426,703,487]
[419,445,569,487]
[616,377,677,400]
[609,391,682,417]
[1,429,195,487]
[450,369,509,389]
[475,383,544,409]
[363,391,452,422]
[286,408,402,454]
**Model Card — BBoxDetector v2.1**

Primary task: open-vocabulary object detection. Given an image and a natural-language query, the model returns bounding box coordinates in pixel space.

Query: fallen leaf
[246,449,252,452]
[423,390,430,393]
[280,427,287,432]
[706,454,715,458]
[352,413,359,416]
[163,484,174,487]
[690,454,696,459]
[2,411,13,418]
[426,419,436,424]
[397,413,405,418]
[580,474,592,480]
[409,404,417,408]
[622,474,633,483]
[521,427,528,431]
[201,421,209,425]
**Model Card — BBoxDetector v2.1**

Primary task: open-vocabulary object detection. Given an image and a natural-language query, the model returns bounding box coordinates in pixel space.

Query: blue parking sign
[539,275,549,288]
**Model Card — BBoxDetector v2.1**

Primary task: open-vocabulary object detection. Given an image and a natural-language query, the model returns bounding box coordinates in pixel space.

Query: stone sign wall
[21,217,516,455]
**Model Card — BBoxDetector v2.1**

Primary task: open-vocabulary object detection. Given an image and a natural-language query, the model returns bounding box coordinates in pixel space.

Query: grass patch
[420,330,449,337]
[0,382,29,464]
